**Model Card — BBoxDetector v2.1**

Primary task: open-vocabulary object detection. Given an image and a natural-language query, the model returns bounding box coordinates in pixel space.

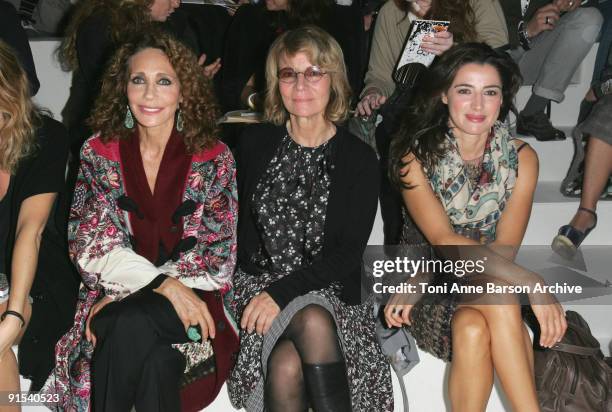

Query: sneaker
[516,111,566,141]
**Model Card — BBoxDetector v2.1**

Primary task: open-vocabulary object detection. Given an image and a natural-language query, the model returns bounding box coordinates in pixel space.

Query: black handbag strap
[551,342,601,356]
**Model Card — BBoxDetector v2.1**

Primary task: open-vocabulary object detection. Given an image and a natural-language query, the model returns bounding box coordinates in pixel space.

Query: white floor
[18,40,611,411]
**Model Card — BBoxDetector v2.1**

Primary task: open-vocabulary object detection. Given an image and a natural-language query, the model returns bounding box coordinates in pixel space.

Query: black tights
[265,305,351,412]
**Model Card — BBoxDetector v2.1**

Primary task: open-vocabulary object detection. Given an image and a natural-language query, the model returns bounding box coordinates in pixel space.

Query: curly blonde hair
[89,28,220,153]
[264,26,351,126]
[59,0,153,71]
[0,41,37,174]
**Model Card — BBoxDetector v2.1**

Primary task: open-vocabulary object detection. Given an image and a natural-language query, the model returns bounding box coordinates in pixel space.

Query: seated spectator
[553,98,612,257]
[0,40,79,392]
[0,0,39,95]
[44,31,239,411]
[499,0,603,141]
[578,0,612,123]
[356,0,508,245]
[174,3,233,67]
[561,5,611,199]
[386,42,566,411]
[220,0,364,111]
[227,26,391,411]
[5,0,73,36]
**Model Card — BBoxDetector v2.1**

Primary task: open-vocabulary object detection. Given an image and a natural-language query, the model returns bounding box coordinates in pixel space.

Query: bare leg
[0,301,31,412]
[0,349,20,412]
[570,137,612,231]
[449,307,493,412]
[460,304,539,412]
[265,339,307,412]
[522,324,535,376]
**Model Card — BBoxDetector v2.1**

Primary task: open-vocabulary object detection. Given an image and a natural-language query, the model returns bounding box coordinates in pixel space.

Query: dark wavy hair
[89,28,220,153]
[388,42,522,189]
[392,0,477,43]
[59,0,154,71]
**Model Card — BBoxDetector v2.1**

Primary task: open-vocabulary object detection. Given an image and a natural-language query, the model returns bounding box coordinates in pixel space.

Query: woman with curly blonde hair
[0,40,79,394]
[44,31,239,412]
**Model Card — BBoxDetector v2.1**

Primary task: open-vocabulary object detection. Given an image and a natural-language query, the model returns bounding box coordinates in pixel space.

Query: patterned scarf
[427,121,518,243]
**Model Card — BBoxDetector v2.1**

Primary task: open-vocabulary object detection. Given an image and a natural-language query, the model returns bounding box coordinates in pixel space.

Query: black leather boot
[303,361,352,412]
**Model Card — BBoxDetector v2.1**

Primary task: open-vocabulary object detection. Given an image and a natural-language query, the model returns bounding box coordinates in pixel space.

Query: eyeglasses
[278,66,329,84]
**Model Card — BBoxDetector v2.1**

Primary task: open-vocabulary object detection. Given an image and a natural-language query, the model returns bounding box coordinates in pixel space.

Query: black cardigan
[235,123,379,309]
[5,115,79,390]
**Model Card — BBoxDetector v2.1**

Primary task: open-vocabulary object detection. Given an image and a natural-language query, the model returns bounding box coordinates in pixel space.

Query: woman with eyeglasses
[227,26,392,412]
[220,0,364,112]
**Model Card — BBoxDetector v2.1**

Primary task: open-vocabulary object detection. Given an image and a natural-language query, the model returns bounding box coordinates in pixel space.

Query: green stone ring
[187,326,202,342]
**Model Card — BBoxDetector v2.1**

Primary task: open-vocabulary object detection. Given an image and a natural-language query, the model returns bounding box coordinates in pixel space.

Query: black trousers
[91,287,190,412]
[375,122,404,245]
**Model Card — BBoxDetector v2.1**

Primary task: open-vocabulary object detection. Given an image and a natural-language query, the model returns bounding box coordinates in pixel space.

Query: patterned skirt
[227,268,393,412]
[405,273,464,362]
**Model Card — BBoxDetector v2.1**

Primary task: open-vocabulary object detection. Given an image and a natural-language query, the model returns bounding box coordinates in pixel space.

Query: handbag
[524,309,612,412]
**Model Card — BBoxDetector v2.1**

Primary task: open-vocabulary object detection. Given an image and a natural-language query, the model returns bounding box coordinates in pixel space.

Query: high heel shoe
[552,207,598,259]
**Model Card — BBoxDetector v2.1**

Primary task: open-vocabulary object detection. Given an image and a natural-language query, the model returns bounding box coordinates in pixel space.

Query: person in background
[552,1,611,255]
[499,0,603,141]
[552,100,612,257]
[44,31,238,411]
[386,42,567,412]
[0,1,39,95]
[577,0,612,123]
[228,26,391,411]
[0,40,79,394]
[5,0,72,36]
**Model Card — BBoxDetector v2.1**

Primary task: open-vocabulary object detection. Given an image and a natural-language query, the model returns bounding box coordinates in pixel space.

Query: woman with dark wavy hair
[385,43,567,411]
[0,40,79,395]
[356,0,508,245]
[44,31,239,412]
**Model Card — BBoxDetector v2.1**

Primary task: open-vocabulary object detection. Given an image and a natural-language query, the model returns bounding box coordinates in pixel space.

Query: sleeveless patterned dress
[400,121,520,361]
